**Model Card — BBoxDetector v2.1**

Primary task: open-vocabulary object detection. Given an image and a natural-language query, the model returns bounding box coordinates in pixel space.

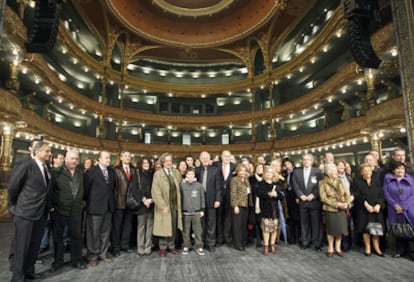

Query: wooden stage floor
[0,222,412,281]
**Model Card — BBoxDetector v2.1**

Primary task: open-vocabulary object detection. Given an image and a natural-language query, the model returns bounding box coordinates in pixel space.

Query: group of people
[7,140,414,281]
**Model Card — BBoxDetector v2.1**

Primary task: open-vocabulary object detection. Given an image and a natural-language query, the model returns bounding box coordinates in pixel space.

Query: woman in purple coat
[383,160,414,260]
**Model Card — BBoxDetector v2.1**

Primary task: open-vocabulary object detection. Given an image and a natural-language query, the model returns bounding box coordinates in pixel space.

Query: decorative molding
[13,99,405,157]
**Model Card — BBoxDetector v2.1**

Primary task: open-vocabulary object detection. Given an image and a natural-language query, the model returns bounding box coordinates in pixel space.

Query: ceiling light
[400,127,406,133]
[58,97,63,103]
[391,48,398,57]
[46,89,51,94]
[299,67,304,72]
[328,97,332,103]
[336,30,342,38]
[357,79,363,85]
[240,67,248,74]
[74,121,82,127]
[310,57,316,64]
[131,97,139,102]
[69,105,74,109]
[21,68,27,74]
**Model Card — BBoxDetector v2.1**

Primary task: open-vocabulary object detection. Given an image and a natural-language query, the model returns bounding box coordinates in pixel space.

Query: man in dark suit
[111,150,137,256]
[8,141,52,281]
[291,153,324,251]
[84,151,116,266]
[196,151,222,253]
[214,150,235,246]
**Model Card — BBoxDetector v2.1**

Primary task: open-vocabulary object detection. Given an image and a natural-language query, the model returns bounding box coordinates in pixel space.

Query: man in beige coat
[152,152,183,256]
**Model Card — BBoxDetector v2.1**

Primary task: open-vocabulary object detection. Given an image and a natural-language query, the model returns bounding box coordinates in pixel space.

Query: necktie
[43,164,49,186]
[167,168,171,175]
[125,167,131,181]
[202,167,208,192]
[103,168,109,184]
[304,167,309,187]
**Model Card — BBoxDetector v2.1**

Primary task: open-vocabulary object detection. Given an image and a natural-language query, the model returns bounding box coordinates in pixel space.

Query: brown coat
[230,176,251,208]
[319,176,351,212]
[151,167,183,237]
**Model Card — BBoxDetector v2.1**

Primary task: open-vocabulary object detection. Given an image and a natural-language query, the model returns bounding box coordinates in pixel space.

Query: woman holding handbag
[383,161,414,260]
[353,163,385,257]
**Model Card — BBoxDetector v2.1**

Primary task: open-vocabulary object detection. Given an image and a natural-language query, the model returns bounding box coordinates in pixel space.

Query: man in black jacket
[50,150,86,271]
[84,151,116,266]
[196,151,222,252]
[8,141,52,281]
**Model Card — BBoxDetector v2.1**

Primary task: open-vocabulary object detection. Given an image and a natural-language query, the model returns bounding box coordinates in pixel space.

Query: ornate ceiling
[0,0,406,159]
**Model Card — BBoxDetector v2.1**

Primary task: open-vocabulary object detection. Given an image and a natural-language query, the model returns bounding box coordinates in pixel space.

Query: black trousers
[202,207,217,248]
[232,207,248,249]
[51,211,83,264]
[111,209,132,251]
[217,191,232,244]
[11,215,46,282]
[299,203,322,248]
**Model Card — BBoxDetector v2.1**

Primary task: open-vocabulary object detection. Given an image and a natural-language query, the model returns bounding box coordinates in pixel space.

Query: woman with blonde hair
[257,166,285,255]
[353,163,385,256]
[319,163,351,257]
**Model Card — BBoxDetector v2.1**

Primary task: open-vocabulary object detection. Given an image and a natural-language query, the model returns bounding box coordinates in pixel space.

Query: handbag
[389,216,414,240]
[126,186,140,210]
[367,222,383,236]
[126,172,142,211]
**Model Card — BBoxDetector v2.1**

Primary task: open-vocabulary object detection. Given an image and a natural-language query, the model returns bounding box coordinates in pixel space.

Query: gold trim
[151,0,235,17]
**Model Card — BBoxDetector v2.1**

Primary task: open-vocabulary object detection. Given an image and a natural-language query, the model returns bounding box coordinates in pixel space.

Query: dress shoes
[207,246,216,253]
[375,252,385,257]
[234,246,245,251]
[72,262,87,269]
[327,251,334,258]
[364,252,371,257]
[89,259,98,266]
[112,251,121,257]
[392,253,401,258]
[100,257,112,263]
[170,248,180,255]
[121,248,133,253]
[300,244,308,250]
[314,247,323,252]
[25,273,46,280]
[263,245,269,256]
[336,251,344,257]
[51,261,64,272]
[159,249,167,257]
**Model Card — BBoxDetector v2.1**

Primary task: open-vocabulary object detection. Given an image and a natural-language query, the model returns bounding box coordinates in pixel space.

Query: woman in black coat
[134,157,154,255]
[257,166,285,256]
[353,163,385,256]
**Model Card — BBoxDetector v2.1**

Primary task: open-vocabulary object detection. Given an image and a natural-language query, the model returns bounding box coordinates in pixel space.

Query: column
[0,123,14,220]
[391,0,414,162]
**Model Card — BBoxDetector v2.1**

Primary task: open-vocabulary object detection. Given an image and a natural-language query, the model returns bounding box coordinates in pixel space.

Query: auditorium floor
[0,222,412,282]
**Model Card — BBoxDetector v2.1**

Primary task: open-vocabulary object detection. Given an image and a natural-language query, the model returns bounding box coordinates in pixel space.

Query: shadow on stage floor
[0,222,412,282]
